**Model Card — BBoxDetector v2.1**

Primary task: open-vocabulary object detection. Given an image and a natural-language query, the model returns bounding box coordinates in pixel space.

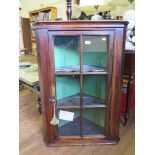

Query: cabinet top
[35,20,128,29]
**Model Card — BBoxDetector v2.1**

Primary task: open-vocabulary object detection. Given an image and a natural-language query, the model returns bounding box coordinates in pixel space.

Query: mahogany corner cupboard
[35,21,128,146]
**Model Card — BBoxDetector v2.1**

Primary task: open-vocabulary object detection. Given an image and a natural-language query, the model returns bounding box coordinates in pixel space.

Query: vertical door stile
[80,34,83,138]
[49,33,58,139]
[105,32,114,138]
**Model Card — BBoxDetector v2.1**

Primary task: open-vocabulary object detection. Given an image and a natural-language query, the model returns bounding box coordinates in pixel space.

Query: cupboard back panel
[56,76,80,101]
[55,76,107,102]
[83,75,107,100]
[54,36,80,68]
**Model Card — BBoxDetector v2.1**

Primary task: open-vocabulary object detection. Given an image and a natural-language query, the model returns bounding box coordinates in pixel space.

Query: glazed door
[48,30,114,139]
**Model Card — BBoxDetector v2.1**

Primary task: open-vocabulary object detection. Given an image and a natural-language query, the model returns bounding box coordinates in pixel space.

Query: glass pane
[57,110,80,136]
[54,36,80,72]
[56,75,80,106]
[83,36,108,72]
[83,108,105,136]
[83,75,107,106]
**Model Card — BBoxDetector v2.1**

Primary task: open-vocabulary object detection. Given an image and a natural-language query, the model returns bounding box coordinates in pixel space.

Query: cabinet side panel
[110,27,126,139]
[36,29,54,143]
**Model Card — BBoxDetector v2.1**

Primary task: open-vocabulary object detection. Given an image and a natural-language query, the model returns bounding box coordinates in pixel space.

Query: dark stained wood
[36,29,55,143]
[21,18,32,53]
[48,32,58,140]
[45,138,118,147]
[105,31,115,139]
[109,27,126,139]
[123,50,135,124]
[80,35,83,138]
[66,0,72,20]
[124,75,135,124]
[35,20,128,28]
[123,52,135,75]
[35,21,128,146]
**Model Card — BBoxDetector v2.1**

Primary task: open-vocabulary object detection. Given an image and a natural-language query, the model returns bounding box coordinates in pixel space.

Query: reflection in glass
[54,36,80,72]
[83,36,108,70]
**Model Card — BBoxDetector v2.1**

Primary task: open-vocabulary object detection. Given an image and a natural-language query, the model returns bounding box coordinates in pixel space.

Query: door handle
[48,98,55,103]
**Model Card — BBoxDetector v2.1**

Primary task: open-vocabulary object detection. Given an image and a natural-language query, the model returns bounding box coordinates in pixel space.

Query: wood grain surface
[35,21,127,145]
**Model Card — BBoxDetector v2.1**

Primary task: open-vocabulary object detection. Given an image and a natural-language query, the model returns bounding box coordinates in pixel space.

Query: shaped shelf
[56,94,107,109]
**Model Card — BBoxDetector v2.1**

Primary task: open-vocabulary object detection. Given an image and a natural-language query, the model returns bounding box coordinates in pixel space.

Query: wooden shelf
[83,105,107,108]
[55,71,108,76]
[57,105,107,109]
[29,6,57,55]
[55,66,108,76]
[124,49,135,54]
[57,106,81,109]
[82,72,108,75]
[55,72,80,75]
[56,94,107,109]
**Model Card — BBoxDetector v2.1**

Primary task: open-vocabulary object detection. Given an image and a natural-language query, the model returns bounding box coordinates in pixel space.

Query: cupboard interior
[54,35,108,137]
